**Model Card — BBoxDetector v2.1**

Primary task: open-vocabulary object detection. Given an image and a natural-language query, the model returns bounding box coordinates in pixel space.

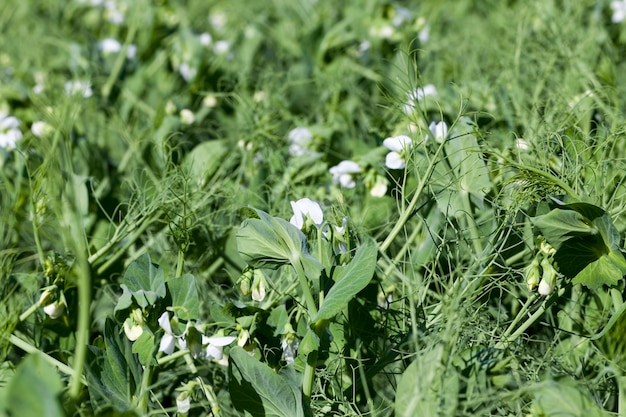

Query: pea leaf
[229,346,304,417]
[166,273,199,321]
[312,238,377,323]
[5,353,64,417]
[117,253,166,310]
[395,345,459,417]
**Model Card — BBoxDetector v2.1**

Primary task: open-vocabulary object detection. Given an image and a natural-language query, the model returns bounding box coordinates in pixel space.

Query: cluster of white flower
[157,312,236,364]
[0,113,22,149]
[98,38,137,59]
[611,0,626,23]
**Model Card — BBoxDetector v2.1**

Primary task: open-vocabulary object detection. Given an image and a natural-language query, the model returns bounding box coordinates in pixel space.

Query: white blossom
[202,335,236,361]
[428,121,448,143]
[64,80,93,98]
[403,84,437,114]
[290,198,323,229]
[0,113,22,148]
[329,160,361,188]
[383,135,412,169]
[287,127,314,157]
[611,0,626,23]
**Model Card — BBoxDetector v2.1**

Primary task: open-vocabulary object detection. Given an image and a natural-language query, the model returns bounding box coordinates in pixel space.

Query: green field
[2,0,626,416]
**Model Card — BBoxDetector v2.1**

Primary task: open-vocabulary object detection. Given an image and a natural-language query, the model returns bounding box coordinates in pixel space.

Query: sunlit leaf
[313,238,377,323]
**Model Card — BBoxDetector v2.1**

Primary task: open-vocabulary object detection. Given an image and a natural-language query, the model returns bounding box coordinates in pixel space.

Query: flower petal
[159,334,176,354]
[158,312,172,334]
[383,135,412,152]
[385,152,406,169]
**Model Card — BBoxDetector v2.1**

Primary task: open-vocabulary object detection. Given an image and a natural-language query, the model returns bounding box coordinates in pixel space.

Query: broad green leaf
[132,330,157,366]
[229,346,304,417]
[237,207,323,279]
[313,238,377,323]
[395,345,458,417]
[119,253,166,309]
[87,319,142,414]
[184,139,229,188]
[5,354,64,417]
[267,304,289,336]
[167,273,199,321]
[570,250,626,290]
[530,379,610,417]
[298,328,320,357]
[532,209,598,250]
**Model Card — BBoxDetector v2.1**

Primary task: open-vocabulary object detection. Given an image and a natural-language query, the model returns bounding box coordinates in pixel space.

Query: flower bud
[538,258,557,295]
[43,301,65,319]
[525,258,541,291]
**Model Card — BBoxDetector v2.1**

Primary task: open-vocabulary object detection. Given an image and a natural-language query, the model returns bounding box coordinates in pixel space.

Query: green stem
[302,349,318,404]
[293,259,318,318]
[461,189,483,256]
[137,364,152,413]
[102,23,137,100]
[379,138,448,254]
[176,249,185,278]
[19,302,41,323]
[8,333,88,386]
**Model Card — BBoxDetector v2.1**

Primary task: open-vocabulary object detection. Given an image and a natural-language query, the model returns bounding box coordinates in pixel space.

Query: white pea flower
[213,40,231,56]
[176,393,191,414]
[0,113,23,148]
[203,335,237,362]
[43,301,65,320]
[98,38,122,54]
[538,258,557,296]
[31,121,53,138]
[199,32,213,46]
[515,138,529,151]
[383,135,412,169]
[427,121,448,143]
[157,312,190,354]
[123,308,145,341]
[64,80,93,98]
[369,176,388,198]
[611,0,626,23]
[403,84,437,114]
[180,109,195,125]
[179,63,197,82]
[287,127,314,157]
[329,160,361,188]
[290,198,323,230]
[281,329,299,364]
[251,270,267,302]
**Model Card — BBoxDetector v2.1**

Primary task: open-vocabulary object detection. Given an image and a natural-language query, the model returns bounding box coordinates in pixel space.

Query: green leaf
[395,345,458,417]
[132,330,157,367]
[86,319,143,414]
[184,139,229,188]
[530,379,610,417]
[166,273,199,321]
[236,208,305,270]
[5,354,64,417]
[532,209,598,250]
[313,238,377,323]
[229,346,304,417]
[298,328,320,357]
[571,250,626,290]
[119,253,166,309]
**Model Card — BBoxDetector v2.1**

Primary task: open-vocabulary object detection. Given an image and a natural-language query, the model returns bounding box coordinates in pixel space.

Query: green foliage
[313,238,377,323]
[229,346,305,417]
[86,319,143,415]
[2,354,64,417]
[3,0,626,415]
[532,201,626,289]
